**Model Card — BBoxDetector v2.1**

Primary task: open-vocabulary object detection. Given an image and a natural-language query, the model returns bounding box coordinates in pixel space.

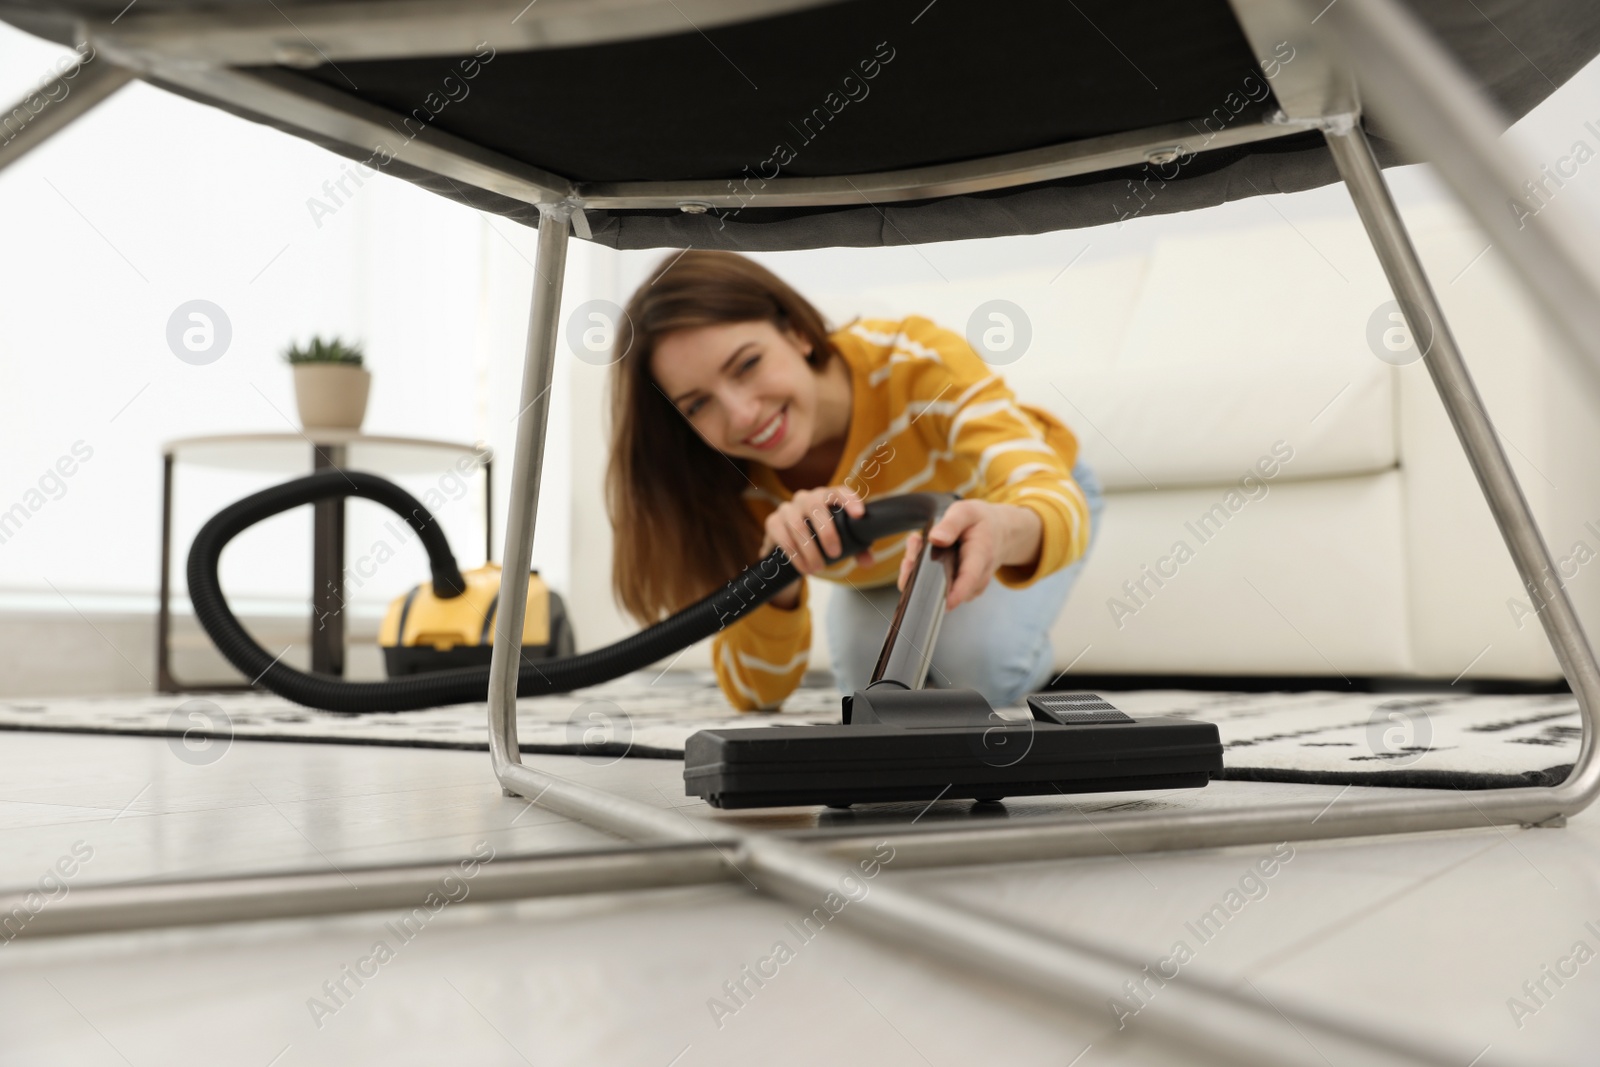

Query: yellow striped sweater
[710,315,1092,711]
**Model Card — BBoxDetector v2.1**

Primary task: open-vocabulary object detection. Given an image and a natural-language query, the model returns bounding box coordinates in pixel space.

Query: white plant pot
[292,364,371,430]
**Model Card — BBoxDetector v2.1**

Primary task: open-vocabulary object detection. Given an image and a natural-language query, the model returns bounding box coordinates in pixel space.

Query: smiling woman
[606,251,1104,711]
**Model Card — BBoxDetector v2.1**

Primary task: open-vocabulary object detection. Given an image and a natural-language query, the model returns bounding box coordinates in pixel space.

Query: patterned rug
[0,674,1579,789]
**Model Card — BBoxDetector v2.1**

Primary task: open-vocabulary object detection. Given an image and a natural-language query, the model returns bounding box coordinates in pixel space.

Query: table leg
[484,456,494,564]
[311,444,346,676]
[156,453,176,693]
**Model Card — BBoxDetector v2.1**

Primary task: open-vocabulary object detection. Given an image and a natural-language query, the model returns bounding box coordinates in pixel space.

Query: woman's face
[651,319,819,468]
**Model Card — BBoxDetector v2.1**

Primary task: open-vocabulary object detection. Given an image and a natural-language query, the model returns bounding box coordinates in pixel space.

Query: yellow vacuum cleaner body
[379,563,575,676]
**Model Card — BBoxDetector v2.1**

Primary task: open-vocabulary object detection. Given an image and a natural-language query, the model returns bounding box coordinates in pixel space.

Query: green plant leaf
[283,335,365,366]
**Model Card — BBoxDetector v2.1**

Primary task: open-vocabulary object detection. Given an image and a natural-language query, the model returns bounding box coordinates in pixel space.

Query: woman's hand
[758,485,876,610]
[897,501,1043,611]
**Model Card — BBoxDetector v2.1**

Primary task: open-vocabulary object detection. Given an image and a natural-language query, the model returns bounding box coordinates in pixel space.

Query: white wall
[0,26,589,629]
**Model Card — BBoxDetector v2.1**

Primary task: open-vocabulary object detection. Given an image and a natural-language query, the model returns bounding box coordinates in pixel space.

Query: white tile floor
[1,723,1597,1066]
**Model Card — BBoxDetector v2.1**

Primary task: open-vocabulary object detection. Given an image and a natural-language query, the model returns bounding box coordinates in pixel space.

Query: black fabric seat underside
[285,0,1270,184]
[5,0,1599,249]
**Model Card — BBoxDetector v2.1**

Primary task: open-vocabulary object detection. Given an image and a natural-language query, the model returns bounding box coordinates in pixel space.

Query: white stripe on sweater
[976,438,1058,482]
[1004,462,1060,485]
[868,347,944,386]
[735,648,810,675]
[1014,486,1085,549]
[948,397,1041,446]
[717,641,768,707]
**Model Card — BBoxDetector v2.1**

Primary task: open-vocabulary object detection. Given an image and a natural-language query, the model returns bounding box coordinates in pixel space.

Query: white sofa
[567,200,1600,683]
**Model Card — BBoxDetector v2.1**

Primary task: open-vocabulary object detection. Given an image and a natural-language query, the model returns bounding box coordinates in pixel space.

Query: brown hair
[606,251,839,624]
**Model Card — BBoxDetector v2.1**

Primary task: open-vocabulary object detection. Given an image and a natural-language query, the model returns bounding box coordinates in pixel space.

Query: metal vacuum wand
[828,493,1003,729]
[869,498,958,690]
[818,492,999,725]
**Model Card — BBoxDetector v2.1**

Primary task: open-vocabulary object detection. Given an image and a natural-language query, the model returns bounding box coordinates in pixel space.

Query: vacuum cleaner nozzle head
[684,690,1222,810]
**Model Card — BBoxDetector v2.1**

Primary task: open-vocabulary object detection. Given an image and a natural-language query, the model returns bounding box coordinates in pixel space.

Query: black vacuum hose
[186,469,952,713]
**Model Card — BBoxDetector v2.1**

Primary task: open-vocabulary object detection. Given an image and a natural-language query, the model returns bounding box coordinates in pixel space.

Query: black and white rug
[0,675,1579,790]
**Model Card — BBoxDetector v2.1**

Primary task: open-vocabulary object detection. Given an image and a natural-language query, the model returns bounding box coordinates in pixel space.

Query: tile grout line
[1240,835,1506,978]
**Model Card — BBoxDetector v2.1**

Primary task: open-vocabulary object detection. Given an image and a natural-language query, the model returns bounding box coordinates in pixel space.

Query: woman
[606,251,1104,711]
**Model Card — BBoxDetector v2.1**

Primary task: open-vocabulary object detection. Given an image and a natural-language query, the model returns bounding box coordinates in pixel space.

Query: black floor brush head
[683,712,1223,810]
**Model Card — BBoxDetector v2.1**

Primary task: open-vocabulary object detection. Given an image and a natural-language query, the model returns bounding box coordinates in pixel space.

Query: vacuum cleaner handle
[820,492,959,562]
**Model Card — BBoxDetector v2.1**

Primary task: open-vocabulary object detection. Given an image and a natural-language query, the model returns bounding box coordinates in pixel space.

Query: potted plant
[284,336,370,430]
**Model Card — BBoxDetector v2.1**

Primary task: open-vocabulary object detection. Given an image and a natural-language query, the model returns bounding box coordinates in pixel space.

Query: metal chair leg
[487,203,571,780]
[0,54,132,175]
[1324,120,1600,790]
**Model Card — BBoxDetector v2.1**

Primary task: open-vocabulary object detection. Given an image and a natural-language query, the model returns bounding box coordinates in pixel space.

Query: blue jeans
[826,460,1106,706]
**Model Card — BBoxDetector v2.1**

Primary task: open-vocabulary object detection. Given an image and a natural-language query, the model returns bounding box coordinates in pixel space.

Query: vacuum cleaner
[681,494,1223,809]
[378,561,574,676]
[188,470,1221,806]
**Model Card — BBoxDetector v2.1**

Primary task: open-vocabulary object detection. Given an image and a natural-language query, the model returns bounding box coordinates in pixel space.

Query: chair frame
[6,0,1600,1061]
